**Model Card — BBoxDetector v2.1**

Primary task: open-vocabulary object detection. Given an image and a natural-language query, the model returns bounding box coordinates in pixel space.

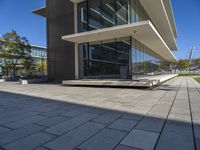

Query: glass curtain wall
[79,37,132,79]
[77,0,149,32]
[77,0,170,80]
[132,39,171,79]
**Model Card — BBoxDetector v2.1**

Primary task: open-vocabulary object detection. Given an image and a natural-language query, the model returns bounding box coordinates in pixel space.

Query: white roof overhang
[62,21,177,62]
[32,6,46,17]
[139,0,177,50]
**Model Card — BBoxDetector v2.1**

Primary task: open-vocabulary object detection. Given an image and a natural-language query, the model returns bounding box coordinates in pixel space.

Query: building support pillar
[74,3,79,79]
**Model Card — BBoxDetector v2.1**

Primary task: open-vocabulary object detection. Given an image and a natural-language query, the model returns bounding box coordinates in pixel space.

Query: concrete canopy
[62,21,177,62]
[32,6,46,17]
[140,0,177,50]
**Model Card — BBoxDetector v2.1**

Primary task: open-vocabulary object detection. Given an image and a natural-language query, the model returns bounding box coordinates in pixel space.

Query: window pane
[101,0,115,28]
[88,0,101,30]
[78,2,87,32]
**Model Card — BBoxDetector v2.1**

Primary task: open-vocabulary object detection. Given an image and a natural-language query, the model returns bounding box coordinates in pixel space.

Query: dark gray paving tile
[3,132,55,150]
[0,108,34,119]
[45,113,98,135]
[196,139,200,150]
[93,111,123,124]
[108,119,138,132]
[78,129,126,150]
[36,116,69,127]
[121,129,159,150]
[34,147,49,150]
[32,106,56,113]
[87,108,108,115]
[40,109,68,117]
[114,145,141,150]
[61,107,91,117]
[136,116,165,132]
[45,122,105,150]
[0,111,38,125]
[121,114,143,121]
[155,124,195,150]
[4,115,47,129]
[0,124,45,145]
[194,123,200,139]
[0,126,11,134]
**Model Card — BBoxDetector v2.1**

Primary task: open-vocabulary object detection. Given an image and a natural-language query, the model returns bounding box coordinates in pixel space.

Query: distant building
[0,44,47,76]
[31,45,47,59]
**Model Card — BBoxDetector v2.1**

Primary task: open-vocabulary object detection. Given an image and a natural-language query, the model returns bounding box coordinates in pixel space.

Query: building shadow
[0,91,198,150]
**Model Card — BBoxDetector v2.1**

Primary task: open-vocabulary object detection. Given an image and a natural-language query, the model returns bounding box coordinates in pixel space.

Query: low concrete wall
[19,78,48,85]
[0,79,5,83]
[62,74,178,88]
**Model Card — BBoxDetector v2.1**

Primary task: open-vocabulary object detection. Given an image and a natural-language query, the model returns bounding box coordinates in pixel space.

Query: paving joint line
[186,77,197,150]
[111,77,181,150]
[153,77,183,150]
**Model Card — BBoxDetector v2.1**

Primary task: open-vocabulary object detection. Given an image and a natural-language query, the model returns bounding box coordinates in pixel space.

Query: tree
[178,59,189,71]
[35,59,47,75]
[193,58,200,70]
[22,56,34,76]
[0,30,31,77]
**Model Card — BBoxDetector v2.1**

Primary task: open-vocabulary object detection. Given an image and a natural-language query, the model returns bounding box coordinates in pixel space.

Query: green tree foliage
[0,30,32,77]
[178,59,189,71]
[192,58,200,70]
[35,59,47,75]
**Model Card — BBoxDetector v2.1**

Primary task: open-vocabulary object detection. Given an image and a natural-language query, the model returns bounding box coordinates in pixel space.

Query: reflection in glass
[80,37,131,79]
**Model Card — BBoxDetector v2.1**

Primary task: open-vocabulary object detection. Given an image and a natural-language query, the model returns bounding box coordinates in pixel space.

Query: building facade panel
[46,0,75,81]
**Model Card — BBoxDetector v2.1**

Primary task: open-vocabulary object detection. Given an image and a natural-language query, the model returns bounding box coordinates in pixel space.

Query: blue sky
[0,0,199,59]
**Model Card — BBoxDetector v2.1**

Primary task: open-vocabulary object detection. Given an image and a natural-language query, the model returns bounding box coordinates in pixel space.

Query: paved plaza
[0,77,199,150]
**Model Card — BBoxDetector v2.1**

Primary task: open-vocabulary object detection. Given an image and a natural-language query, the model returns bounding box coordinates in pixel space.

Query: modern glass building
[33,0,177,81]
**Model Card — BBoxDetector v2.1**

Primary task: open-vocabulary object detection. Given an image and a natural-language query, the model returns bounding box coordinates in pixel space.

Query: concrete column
[74,3,79,79]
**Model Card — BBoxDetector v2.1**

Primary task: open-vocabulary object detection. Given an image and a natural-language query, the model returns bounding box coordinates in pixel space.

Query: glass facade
[31,47,47,58]
[132,39,167,79]
[77,0,171,79]
[79,37,131,79]
[77,0,149,32]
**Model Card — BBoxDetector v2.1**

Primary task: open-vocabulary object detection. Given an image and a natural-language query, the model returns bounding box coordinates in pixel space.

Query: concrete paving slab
[121,129,159,150]
[155,124,195,150]
[39,109,69,117]
[0,111,39,125]
[196,139,200,150]
[36,116,69,127]
[0,126,11,134]
[194,123,200,139]
[136,116,165,132]
[114,145,141,150]
[45,122,105,150]
[121,113,143,121]
[78,129,126,150]
[34,147,49,150]
[0,77,199,149]
[44,113,98,135]
[4,115,47,129]
[93,111,123,124]
[108,119,138,132]
[167,113,192,127]
[61,107,91,117]
[0,124,45,145]
[3,132,55,150]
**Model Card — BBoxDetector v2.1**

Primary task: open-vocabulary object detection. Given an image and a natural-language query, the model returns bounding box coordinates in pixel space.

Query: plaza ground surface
[0,77,199,150]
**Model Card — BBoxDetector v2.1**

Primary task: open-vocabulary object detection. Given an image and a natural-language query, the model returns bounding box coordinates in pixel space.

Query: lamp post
[189,45,195,74]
